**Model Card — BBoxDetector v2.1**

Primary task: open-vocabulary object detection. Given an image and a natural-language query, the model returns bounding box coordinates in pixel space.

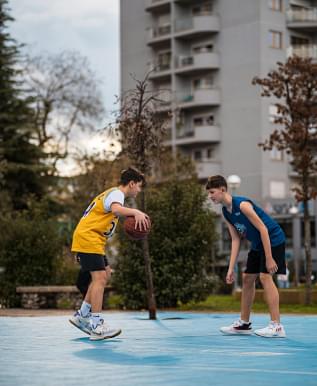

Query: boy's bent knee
[91,270,108,285]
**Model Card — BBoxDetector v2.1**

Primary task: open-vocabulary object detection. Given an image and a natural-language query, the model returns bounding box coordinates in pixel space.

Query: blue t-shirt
[222,196,285,250]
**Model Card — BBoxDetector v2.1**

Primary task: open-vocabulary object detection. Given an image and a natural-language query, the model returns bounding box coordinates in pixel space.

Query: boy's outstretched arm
[240,202,278,274]
[224,219,241,284]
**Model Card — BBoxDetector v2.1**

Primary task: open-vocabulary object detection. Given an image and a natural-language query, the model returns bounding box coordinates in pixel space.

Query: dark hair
[205,175,227,190]
[120,167,145,186]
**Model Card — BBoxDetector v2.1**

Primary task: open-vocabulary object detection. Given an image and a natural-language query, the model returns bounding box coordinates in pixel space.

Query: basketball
[123,216,151,240]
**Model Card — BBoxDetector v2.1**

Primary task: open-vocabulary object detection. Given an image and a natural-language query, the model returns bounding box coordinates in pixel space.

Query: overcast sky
[10,0,119,115]
[9,0,120,174]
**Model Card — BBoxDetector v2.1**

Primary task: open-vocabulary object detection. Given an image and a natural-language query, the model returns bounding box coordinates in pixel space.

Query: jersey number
[104,221,116,237]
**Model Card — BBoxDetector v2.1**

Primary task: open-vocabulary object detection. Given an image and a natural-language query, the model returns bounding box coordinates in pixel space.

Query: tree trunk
[142,237,157,319]
[303,199,312,305]
[140,190,157,319]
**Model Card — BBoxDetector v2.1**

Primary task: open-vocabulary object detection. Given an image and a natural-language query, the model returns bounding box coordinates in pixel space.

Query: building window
[206,148,213,159]
[157,51,171,71]
[193,117,204,126]
[192,2,212,16]
[269,104,282,123]
[193,150,202,160]
[268,0,282,12]
[193,76,213,90]
[291,36,309,46]
[193,115,214,126]
[192,43,213,54]
[270,147,283,161]
[268,30,282,49]
[206,115,214,125]
[269,181,285,199]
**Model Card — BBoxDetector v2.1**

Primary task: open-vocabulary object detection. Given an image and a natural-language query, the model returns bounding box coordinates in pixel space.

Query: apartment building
[120,0,317,270]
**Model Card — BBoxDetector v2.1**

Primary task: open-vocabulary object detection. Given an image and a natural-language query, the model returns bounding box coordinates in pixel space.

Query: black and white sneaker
[220,319,252,335]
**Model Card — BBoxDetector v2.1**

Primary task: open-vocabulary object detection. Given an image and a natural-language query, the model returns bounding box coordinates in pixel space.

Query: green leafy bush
[0,201,63,307]
[113,178,219,309]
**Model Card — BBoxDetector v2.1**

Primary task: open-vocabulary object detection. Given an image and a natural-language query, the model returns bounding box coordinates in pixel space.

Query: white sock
[79,301,91,317]
[90,313,102,328]
[240,319,250,325]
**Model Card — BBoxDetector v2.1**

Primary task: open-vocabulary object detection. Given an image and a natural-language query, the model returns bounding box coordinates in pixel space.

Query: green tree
[0,0,46,210]
[112,72,170,319]
[252,56,317,304]
[113,178,218,309]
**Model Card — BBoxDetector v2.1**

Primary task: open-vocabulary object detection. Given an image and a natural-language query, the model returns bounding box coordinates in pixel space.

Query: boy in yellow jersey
[69,167,150,340]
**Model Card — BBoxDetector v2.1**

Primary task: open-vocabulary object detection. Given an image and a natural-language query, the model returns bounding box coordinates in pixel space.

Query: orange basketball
[123,216,151,240]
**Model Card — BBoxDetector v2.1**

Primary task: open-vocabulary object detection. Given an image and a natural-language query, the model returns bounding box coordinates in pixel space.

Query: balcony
[165,125,220,147]
[155,91,172,112]
[175,52,219,75]
[148,24,172,45]
[287,44,317,60]
[148,62,172,80]
[196,160,221,179]
[180,125,221,145]
[174,15,220,39]
[177,88,220,109]
[287,8,317,30]
[145,0,171,13]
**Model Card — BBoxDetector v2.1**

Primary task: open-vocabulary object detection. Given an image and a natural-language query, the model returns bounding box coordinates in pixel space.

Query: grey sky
[9,0,120,174]
[10,0,119,117]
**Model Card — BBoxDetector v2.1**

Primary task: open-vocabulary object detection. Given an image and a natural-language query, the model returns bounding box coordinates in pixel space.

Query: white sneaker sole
[69,319,91,335]
[89,329,122,341]
[254,331,286,338]
[220,328,253,335]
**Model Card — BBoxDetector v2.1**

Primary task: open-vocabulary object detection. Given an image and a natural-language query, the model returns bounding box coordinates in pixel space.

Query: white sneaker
[220,319,253,335]
[69,311,91,335]
[90,319,122,341]
[254,322,286,338]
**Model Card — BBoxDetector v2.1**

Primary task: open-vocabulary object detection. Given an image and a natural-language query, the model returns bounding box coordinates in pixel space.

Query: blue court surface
[0,312,316,386]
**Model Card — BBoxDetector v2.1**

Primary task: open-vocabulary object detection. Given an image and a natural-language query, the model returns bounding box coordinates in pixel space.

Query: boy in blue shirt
[206,175,286,338]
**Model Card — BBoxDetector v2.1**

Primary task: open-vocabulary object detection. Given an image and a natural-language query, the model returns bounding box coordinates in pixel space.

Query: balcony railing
[175,125,220,144]
[150,62,171,72]
[287,8,317,23]
[175,13,211,32]
[148,24,171,40]
[287,45,317,60]
[177,88,220,107]
[176,52,219,71]
[174,14,219,35]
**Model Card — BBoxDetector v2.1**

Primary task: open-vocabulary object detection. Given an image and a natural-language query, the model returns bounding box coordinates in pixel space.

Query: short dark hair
[120,167,145,186]
[205,175,227,190]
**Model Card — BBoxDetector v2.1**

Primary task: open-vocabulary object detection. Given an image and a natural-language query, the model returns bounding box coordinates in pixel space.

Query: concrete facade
[120,0,317,265]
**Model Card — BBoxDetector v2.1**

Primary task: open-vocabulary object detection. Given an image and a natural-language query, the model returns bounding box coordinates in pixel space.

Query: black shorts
[76,252,108,272]
[76,253,109,296]
[245,243,286,274]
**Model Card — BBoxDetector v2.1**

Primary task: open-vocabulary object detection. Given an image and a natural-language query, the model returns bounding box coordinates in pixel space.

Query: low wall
[16,285,113,309]
[234,289,317,304]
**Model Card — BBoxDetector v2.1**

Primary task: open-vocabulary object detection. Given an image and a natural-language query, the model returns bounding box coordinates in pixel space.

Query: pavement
[0,311,316,386]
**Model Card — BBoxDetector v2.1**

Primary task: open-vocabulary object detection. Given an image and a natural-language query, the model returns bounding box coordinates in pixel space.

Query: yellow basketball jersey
[71,187,122,254]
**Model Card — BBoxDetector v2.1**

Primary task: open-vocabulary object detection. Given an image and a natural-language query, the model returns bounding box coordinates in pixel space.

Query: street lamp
[227,174,241,195]
[289,204,300,286]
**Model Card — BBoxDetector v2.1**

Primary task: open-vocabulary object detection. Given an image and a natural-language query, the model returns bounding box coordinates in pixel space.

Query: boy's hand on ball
[134,211,150,230]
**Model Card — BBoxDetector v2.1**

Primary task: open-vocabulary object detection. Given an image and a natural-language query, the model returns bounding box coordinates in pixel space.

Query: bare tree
[252,56,317,304]
[110,72,171,319]
[25,51,105,174]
